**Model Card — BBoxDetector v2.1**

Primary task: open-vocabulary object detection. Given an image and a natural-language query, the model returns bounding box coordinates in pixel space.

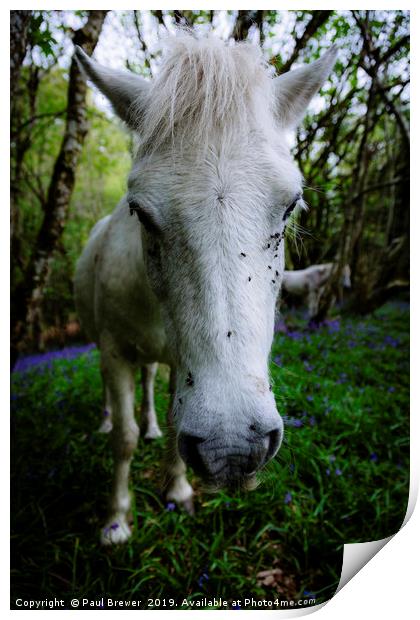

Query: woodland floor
[11,301,409,610]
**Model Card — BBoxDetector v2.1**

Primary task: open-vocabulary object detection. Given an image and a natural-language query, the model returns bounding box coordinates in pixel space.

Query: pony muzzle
[177,420,283,489]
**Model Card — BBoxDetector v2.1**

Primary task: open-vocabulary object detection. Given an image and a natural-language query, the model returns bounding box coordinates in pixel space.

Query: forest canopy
[10,10,410,359]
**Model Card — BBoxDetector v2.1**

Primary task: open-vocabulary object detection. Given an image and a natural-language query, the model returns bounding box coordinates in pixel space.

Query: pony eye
[128,199,160,234]
[282,194,302,221]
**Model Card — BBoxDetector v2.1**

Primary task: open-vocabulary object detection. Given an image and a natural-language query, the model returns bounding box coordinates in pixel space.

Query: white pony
[74,33,336,544]
[282,263,351,318]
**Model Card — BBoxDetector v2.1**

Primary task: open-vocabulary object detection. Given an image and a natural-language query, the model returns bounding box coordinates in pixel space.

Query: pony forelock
[132,30,275,153]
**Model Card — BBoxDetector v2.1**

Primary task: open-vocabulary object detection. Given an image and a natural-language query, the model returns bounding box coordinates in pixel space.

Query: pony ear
[74,45,151,130]
[273,46,338,129]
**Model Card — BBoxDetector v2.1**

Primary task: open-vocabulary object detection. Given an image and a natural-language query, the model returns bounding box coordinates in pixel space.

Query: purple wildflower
[326,468,331,476]
[309,416,316,427]
[326,319,340,333]
[287,330,303,341]
[306,395,314,402]
[293,419,303,428]
[13,343,97,373]
[284,491,292,504]
[166,502,176,511]
[110,522,119,530]
[274,319,287,334]
[388,386,395,393]
[370,452,378,463]
[335,468,342,476]
[384,335,399,348]
[198,572,210,588]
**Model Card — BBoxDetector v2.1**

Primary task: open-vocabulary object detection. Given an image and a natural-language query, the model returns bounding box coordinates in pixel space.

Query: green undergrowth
[11,301,409,609]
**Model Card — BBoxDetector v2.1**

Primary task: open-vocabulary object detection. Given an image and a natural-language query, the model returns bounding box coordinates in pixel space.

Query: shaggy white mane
[134,31,275,152]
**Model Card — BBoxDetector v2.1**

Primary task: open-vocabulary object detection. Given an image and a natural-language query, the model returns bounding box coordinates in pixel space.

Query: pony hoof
[143,425,163,440]
[100,518,131,545]
[181,497,195,516]
[98,419,113,434]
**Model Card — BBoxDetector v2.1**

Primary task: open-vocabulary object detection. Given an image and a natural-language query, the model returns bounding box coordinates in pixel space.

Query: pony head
[76,33,336,490]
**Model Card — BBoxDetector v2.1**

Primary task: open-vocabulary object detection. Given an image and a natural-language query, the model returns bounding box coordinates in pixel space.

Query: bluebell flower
[284,491,292,504]
[198,572,210,588]
[166,502,176,511]
[384,335,399,348]
[287,331,303,341]
[13,343,97,373]
[335,468,342,476]
[370,453,378,462]
[326,319,340,333]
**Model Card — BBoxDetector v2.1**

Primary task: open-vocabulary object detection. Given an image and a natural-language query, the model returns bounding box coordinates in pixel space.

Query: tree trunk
[312,77,377,324]
[11,10,108,367]
[10,11,32,246]
[232,11,265,41]
[10,11,31,103]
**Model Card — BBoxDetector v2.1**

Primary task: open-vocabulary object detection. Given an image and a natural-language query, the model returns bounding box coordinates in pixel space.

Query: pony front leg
[140,363,162,439]
[164,447,194,515]
[163,370,194,514]
[98,370,113,433]
[307,289,322,320]
[100,350,138,545]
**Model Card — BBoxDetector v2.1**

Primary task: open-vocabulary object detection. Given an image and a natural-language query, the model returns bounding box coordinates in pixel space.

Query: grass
[11,301,409,609]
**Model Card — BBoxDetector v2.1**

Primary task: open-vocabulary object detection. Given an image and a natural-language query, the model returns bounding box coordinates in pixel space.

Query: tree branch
[275,11,333,73]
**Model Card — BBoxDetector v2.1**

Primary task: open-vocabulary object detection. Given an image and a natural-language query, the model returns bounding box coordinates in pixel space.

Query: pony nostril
[248,422,282,466]
[264,428,282,463]
[178,433,207,475]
